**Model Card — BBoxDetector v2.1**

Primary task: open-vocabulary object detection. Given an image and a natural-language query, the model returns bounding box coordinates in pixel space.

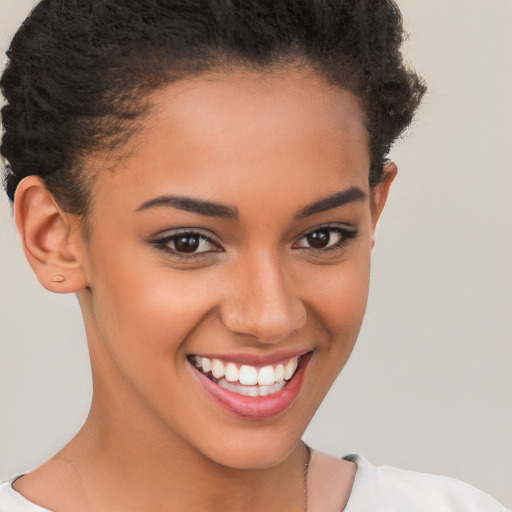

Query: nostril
[220,300,306,343]
[219,258,306,341]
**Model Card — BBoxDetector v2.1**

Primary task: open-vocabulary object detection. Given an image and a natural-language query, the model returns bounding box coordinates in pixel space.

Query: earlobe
[370,161,397,248]
[14,176,88,293]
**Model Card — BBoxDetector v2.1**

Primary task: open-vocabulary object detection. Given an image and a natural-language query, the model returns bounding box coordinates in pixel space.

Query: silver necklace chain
[303,443,312,512]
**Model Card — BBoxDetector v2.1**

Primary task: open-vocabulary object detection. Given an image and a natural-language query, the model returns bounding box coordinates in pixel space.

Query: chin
[205,437,301,470]
[179,415,307,470]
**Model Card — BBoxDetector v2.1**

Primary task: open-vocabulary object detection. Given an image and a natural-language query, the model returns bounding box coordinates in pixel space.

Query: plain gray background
[1,0,511,508]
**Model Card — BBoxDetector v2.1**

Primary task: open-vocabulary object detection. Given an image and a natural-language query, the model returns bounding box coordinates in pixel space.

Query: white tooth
[217,377,286,397]
[239,365,258,385]
[291,358,299,377]
[284,358,298,380]
[218,379,230,390]
[211,359,225,379]
[225,363,239,382]
[258,365,275,386]
[238,385,249,396]
[259,386,270,396]
[220,379,236,393]
[191,355,201,367]
[272,381,286,393]
[201,357,212,373]
[274,364,285,383]
[247,386,258,397]
[284,360,294,380]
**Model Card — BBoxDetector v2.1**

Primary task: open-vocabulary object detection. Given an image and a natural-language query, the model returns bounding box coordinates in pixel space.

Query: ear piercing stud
[51,275,66,283]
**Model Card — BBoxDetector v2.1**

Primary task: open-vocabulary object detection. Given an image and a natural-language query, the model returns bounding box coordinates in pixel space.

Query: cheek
[303,253,371,340]
[88,249,218,369]
[298,252,371,400]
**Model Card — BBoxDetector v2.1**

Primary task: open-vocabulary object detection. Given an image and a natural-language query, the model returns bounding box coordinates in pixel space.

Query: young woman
[0,1,508,511]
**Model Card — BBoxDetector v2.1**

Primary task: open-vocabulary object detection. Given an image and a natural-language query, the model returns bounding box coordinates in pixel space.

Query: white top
[0,454,508,512]
[342,455,509,512]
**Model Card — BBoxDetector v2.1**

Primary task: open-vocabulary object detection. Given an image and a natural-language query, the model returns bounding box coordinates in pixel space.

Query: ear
[370,161,397,248]
[14,176,88,293]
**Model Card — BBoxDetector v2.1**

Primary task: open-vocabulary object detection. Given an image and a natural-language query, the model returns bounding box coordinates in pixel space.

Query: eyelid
[292,223,358,250]
[149,228,224,257]
[151,227,220,241]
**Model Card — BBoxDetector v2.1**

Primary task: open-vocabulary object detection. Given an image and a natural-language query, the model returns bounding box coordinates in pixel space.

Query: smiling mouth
[187,355,301,397]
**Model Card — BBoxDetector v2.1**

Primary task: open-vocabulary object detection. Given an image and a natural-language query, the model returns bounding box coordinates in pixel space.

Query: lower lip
[191,355,310,420]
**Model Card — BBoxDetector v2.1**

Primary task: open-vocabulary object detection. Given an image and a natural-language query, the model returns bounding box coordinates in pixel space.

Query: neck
[59,395,307,512]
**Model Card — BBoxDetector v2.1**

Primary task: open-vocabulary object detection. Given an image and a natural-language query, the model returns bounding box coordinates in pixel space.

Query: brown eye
[306,230,331,248]
[174,235,200,253]
[294,226,358,252]
[152,230,221,257]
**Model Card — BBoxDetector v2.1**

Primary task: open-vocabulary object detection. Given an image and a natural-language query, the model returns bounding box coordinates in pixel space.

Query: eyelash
[293,225,358,254]
[150,230,222,260]
[150,224,358,260]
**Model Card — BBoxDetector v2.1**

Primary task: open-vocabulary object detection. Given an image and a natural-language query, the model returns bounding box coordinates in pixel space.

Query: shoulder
[0,478,52,512]
[343,454,509,512]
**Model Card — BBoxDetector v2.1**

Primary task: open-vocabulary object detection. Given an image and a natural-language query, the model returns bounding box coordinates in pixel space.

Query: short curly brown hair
[1,0,425,215]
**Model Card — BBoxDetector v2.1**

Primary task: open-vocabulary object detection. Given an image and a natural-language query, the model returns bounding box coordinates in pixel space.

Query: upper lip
[187,348,311,367]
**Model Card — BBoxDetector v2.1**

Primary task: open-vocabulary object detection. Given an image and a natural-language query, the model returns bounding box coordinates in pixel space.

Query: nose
[219,252,306,344]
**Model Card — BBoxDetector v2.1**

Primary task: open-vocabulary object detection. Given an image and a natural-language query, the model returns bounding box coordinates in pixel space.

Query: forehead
[89,67,370,216]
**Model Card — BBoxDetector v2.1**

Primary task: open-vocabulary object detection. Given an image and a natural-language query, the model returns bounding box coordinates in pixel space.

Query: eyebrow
[294,186,366,219]
[136,195,239,219]
[136,186,366,220]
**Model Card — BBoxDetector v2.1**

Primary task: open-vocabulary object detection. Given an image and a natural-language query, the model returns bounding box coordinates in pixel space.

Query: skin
[13,66,395,512]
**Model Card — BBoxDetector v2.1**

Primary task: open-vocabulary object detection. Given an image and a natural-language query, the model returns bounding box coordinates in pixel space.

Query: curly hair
[1,0,426,215]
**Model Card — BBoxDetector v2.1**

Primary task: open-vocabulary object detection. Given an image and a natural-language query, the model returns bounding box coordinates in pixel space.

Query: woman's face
[76,67,391,468]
